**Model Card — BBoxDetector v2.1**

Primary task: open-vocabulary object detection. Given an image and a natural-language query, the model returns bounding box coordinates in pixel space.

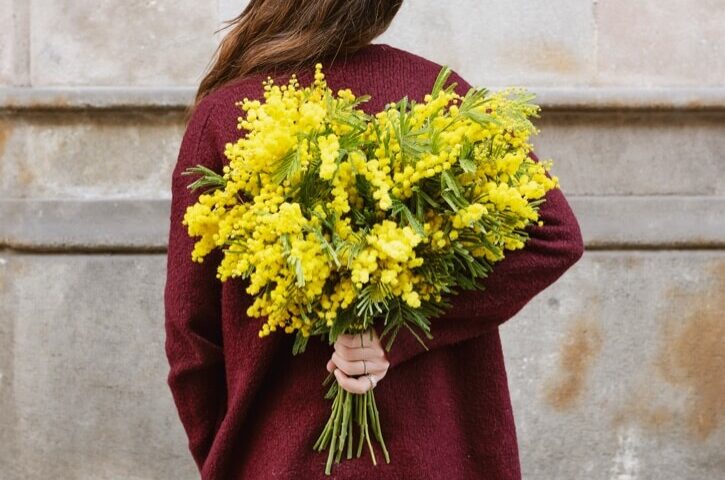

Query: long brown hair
[187,0,403,122]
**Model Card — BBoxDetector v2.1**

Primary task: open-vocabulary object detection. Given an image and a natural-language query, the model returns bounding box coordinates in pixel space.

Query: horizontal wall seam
[1,86,725,111]
[1,196,724,251]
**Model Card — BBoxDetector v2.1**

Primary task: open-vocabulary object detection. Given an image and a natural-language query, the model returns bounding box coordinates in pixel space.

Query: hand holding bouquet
[181,62,559,474]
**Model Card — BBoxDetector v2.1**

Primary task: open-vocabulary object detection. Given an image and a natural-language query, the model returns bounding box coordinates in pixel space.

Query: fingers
[334,341,380,362]
[331,351,388,377]
[336,331,375,348]
[328,328,391,394]
[334,334,385,362]
[334,368,378,395]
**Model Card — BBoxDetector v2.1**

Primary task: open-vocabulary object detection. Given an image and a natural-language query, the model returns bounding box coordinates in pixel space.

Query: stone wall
[1,1,723,478]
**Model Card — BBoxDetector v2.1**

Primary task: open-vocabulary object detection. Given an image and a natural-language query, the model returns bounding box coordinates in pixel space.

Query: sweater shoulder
[196,43,462,110]
[381,44,475,95]
[196,75,267,116]
[186,78,264,153]
[384,44,444,71]
[189,44,474,144]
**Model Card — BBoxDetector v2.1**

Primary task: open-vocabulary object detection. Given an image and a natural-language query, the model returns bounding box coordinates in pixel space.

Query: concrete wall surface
[1,1,723,479]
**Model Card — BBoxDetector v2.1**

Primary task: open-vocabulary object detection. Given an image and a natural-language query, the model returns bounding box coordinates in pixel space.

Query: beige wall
[1,1,723,478]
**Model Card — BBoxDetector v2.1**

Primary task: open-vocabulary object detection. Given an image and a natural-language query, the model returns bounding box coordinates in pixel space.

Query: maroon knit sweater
[164,43,585,480]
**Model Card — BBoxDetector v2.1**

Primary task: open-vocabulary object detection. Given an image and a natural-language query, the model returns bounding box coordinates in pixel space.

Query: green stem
[339,390,351,451]
[325,383,344,475]
[356,393,365,458]
[346,406,354,459]
[315,378,389,475]
[363,392,377,466]
[368,389,390,463]
[313,387,340,451]
[335,390,351,463]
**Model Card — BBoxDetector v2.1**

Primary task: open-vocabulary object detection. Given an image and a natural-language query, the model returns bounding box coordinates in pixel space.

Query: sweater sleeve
[163,101,227,473]
[384,71,585,369]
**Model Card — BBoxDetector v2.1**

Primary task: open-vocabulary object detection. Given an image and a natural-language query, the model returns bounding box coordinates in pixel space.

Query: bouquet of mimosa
[181,62,559,475]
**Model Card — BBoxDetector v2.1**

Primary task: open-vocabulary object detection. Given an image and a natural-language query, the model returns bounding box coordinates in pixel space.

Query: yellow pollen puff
[179,62,559,340]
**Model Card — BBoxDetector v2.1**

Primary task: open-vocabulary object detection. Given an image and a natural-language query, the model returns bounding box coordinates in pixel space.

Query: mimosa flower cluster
[181,62,559,473]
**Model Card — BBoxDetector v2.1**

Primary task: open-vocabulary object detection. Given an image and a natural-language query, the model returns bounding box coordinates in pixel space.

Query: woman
[164,1,585,479]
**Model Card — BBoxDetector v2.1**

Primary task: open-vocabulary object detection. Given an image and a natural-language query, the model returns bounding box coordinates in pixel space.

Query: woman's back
[164,42,584,479]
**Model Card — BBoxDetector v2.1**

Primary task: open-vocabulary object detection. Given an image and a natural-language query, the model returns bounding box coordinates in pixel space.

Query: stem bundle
[313,374,390,475]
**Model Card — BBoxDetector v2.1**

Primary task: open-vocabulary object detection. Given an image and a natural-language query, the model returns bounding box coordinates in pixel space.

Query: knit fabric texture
[164,42,585,480]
